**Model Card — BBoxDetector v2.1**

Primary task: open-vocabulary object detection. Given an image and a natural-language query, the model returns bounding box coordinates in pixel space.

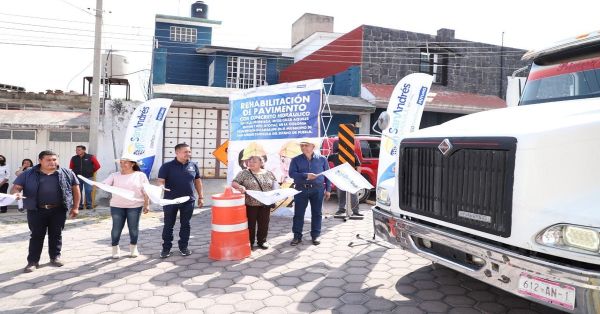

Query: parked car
[321,134,380,202]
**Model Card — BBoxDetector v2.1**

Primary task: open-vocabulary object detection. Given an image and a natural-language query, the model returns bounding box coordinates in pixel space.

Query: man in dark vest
[12,150,80,272]
[69,145,100,209]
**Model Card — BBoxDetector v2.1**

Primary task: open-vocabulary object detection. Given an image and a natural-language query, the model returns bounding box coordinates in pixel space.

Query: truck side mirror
[376,111,390,131]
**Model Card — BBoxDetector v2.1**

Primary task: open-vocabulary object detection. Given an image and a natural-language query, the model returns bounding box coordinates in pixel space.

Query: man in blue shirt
[289,140,331,246]
[157,143,204,258]
[12,150,80,273]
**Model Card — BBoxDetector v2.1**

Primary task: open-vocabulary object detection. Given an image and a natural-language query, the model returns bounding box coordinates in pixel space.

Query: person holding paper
[11,150,80,273]
[327,141,363,217]
[232,152,278,250]
[102,157,150,259]
[157,143,204,258]
[0,155,9,213]
[289,140,331,246]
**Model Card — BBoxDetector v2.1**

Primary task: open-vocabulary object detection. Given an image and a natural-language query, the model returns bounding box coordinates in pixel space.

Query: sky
[1,0,598,101]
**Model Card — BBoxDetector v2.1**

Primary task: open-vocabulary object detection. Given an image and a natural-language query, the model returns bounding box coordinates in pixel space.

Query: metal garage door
[163,107,228,178]
[47,130,90,166]
[0,129,38,183]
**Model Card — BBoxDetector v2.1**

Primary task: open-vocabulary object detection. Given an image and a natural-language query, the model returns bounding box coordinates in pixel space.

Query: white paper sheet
[0,193,17,206]
[246,188,301,205]
[321,163,374,194]
[142,183,190,206]
[78,175,143,202]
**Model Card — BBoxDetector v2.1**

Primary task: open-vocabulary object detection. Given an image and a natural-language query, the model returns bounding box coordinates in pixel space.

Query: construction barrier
[209,186,251,260]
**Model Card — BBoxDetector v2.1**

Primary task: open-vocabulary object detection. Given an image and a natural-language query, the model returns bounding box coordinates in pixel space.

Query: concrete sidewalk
[0,200,564,313]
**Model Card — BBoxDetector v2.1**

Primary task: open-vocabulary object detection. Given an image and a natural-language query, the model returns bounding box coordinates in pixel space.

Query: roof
[153,84,375,113]
[0,109,89,129]
[362,83,506,114]
[327,95,376,113]
[522,30,600,61]
[155,14,221,27]
[196,45,285,57]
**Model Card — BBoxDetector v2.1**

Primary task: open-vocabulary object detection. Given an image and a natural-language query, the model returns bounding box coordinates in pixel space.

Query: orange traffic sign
[212,140,228,166]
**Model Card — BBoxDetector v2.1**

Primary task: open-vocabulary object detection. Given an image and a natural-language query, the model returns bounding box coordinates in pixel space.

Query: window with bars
[0,129,36,140]
[419,50,447,85]
[169,26,197,43]
[49,131,89,142]
[226,56,267,89]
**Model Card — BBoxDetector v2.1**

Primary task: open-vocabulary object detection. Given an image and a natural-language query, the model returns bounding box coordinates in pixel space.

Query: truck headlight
[536,224,600,254]
[564,226,600,251]
[376,186,390,206]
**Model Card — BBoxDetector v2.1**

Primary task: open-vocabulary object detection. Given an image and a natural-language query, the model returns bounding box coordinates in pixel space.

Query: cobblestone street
[0,200,564,313]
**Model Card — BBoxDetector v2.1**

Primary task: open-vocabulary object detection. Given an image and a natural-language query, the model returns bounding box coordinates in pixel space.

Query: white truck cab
[373,31,600,313]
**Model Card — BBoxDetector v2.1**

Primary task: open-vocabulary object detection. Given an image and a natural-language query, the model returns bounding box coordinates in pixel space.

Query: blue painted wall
[153,21,212,86]
[323,65,361,97]
[153,19,292,88]
[321,114,359,137]
[152,48,167,84]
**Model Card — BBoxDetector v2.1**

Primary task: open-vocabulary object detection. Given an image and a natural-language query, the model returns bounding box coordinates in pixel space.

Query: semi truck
[372,31,600,313]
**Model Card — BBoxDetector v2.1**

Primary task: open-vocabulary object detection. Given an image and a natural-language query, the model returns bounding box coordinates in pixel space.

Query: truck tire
[357,188,370,203]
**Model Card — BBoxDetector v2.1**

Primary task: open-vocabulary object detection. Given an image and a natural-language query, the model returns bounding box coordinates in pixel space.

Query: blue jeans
[110,206,142,246]
[162,201,194,252]
[292,188,324,240]
[79,177,93,208]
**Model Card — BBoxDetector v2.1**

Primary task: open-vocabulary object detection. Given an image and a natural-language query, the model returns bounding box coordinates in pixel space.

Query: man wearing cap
[157,143,204,258]
[288,140,331,246]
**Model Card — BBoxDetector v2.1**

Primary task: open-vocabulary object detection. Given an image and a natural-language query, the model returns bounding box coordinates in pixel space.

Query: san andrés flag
[123,98,172,177]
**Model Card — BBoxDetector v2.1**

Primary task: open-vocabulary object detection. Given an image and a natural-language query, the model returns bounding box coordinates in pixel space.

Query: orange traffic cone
[209,186,251,261]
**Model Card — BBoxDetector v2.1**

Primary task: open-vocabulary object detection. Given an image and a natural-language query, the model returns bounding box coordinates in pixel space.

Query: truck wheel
[357,188,370,203]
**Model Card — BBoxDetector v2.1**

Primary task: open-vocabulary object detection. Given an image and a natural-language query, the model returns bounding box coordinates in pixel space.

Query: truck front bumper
[372,207,600,313]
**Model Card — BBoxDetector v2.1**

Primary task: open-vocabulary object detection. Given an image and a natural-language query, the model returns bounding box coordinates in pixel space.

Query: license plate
[518,273,576,311]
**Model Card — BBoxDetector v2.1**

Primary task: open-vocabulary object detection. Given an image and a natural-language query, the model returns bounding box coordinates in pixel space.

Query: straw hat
[241,142,267,161]
[117,155,143,166]
[279,141,301,158]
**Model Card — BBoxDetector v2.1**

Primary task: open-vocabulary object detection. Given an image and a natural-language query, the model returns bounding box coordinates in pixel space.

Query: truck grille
[399,137,516,237]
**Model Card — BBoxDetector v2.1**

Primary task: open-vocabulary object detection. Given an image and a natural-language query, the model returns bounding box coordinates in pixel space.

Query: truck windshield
[520,55,600,105]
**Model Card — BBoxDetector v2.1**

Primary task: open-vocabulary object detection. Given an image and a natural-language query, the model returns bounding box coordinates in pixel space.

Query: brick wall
[361,26,530,98]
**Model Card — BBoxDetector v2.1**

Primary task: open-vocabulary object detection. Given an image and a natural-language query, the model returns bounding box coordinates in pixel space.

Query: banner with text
[229,79,322,141]
[228,80,323,212]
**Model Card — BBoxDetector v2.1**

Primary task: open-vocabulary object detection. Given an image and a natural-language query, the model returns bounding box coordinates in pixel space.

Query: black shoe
[290,238,301,246]
[18,208,25,213]
[312,237,321,245]
[23,262,39,273]
[179,248,192,256]
[50,257,64,267]
[160,250,172,258]
[353,212,364,217]
[334,210,345,215]
[257,242,270,250]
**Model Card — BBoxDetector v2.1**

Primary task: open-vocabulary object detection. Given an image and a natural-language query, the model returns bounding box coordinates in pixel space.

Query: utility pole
[89,0,103,155]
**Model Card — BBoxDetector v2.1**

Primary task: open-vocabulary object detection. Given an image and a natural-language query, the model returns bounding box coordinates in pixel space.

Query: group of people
[7,143,203,273]
[6,138,359,273]
[1,145,101,213]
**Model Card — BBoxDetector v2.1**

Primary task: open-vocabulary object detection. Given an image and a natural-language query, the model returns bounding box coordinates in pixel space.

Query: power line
[56,0,94,16]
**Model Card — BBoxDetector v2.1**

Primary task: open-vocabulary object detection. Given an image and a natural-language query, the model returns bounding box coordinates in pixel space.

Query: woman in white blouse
[102,157,150,258]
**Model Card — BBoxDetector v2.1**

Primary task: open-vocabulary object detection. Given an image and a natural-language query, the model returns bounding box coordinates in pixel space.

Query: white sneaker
[130,244,139,258]
[112,246,120,259]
